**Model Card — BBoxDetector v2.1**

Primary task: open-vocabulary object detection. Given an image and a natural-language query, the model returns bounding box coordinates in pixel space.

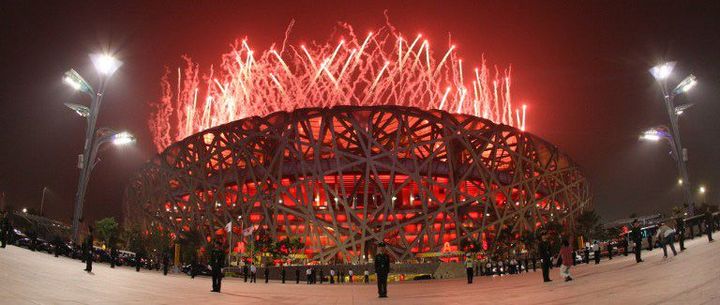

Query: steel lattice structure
[125,105,590,263]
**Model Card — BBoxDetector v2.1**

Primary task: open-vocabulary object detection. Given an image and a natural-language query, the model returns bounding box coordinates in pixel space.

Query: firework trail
[149,23,526,151]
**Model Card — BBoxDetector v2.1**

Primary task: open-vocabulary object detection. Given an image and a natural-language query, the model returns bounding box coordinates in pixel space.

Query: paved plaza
[1,237,719,305]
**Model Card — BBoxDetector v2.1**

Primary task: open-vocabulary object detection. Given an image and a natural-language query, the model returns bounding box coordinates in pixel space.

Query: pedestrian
[250,263,257,283]
[531,255,537,272]
[538,232,552,283]
[0,212,9,248]
[319,268,324,284]
[364,269,370,283]
[592,241,600,264]
[465,253,474,284]
[647,232,654,251]
[524,257,530,274]
[607,242,613,260]
[281,266,286,283]
[655,222,678,258]
[485,261,492,276]
[109,234,117,268]
[705,210,714,242]
[264,266,270,283]
[306,267,312,284]
[243,262,249,282]
[135,249,144,272]
[583,246,590,264]
[53,235,62,258]
[162,250,169,276]
[631,219,643,263]
[210,241,225,292]
[675,216,686,251]
[375,241,390,298]
[190,254,197,279]
[330,268,336,284]
[559,239,574,282]
[498,260,504,276]
[348,269,354,283]
[295,267,300,284]
[622,238,629,256]
[84,226,94,273]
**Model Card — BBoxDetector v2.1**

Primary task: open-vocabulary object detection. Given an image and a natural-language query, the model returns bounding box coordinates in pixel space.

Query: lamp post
[64,53,125,242]
[648,62,697,215]
[40,187,49,217]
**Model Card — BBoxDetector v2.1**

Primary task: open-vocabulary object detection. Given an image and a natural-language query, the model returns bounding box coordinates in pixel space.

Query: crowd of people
[2,209,717,299]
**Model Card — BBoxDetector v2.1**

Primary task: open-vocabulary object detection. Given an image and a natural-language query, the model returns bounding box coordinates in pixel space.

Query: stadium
[124,105,590,263]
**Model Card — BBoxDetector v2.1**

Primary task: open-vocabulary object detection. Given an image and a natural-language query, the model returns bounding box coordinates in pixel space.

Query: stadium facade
[125,106,590,263]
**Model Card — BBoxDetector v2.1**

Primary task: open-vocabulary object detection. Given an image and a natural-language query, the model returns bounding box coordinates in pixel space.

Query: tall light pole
[64,53,126,242]
[648,62,697,215]
[40,186,49,217]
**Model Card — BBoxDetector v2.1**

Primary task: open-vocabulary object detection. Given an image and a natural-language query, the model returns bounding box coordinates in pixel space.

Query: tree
[95,217,119,246]
[576,210,605,241]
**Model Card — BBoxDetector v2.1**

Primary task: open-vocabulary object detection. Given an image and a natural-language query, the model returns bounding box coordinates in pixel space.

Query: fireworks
[149,23,526,151]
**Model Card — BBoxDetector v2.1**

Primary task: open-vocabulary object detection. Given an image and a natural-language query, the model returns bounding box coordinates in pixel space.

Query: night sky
[1,1,718,225]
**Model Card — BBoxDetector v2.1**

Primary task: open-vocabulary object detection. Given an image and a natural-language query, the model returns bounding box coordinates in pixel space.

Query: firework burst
[149,22,525,151]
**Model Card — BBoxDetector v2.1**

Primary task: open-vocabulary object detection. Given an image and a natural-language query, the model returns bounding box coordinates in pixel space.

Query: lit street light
[699,186,706,194]
[63,53,131,242]
[646,61,698,215]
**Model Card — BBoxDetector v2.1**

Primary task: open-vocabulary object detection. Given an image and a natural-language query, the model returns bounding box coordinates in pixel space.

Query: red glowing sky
[0,1,718,224]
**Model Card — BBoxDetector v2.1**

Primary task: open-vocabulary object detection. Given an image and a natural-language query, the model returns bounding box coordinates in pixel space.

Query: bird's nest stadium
[124,105,590,263]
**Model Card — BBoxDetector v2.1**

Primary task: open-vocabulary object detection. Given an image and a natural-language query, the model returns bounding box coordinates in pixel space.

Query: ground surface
[1,237,719,305]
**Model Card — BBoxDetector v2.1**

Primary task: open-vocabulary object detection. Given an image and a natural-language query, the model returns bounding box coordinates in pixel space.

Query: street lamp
[648,62,697,215]
[40,187,49,217]
[63,53,128,242]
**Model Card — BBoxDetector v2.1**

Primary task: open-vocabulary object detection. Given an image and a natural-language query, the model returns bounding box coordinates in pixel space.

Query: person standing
[295,267,300,284]
[364,269,370,283]
[622,238,629,256]
[465,254,474,284]
[190,254,197,279]
[375,242,390,298]
[675,216,686,251]
[607,242,613,260]
[655,222,678,258]
[135,249,144,272]
[583,246,590,264]
[306,267,312,284]
[348,269,354,283]
[210,241,225,292]
[250,263,257,283]
[264,266,270,283]
[559,239,574,282]
[319,268,325,284]
[281,266,286,283]
[630,220,643,263]
[538,233,552,283]
[330,268,336,284]
[84,226,94,273]
[592,242,600,264]
[531,255,537,272]
[242,262,249,282]
[162,250,170,276]
[705,210,714,242]
[0,212,9,248]
[109,234,117,268]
